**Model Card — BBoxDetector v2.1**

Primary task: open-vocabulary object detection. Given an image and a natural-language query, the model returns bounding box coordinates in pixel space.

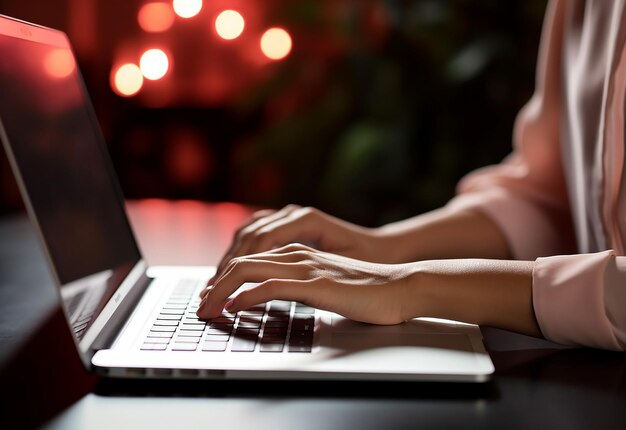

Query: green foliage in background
[231,0,547,226]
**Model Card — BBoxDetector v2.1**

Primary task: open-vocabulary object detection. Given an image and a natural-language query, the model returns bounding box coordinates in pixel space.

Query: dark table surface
[1,200,625,430]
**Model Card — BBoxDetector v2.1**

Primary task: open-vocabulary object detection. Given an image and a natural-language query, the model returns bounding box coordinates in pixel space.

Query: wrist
[366,227,410,263]
[395,261,432,321]
[399,259,540,336]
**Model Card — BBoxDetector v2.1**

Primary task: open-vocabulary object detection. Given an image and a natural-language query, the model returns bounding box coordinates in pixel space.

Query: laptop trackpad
[330,315,461,334]
[329,331,475,354]
[331,316,473,358]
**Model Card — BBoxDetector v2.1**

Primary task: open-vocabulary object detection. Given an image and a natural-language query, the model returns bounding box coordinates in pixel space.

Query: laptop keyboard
[141,280,315,353]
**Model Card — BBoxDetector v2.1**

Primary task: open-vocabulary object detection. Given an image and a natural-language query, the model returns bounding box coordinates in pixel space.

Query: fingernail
[224,298,235,311]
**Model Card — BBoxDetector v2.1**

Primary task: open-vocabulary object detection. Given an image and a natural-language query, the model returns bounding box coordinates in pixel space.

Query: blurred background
[0,0,547,227]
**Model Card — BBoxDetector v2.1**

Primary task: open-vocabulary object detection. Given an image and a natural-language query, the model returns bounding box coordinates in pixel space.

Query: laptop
[0,14,494,382]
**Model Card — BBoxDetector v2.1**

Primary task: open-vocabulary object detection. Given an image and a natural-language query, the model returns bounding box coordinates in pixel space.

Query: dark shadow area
[0,306,99,430]
[490,347,626,394]
[93,375,498,401]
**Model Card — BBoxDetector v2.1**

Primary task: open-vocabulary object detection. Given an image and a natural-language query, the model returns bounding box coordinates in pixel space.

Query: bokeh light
[111,63,144,97]
[260,28,292,60]
[43,48,76,78]
[139,48,170,80]
[215,10,245,40]
[138,2,175,33]
[173,0,202,19]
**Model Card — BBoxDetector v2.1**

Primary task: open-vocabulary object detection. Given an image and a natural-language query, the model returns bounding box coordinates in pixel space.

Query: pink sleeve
[534,251,626,351]
[445,0,626,351]
[446,0,576,260]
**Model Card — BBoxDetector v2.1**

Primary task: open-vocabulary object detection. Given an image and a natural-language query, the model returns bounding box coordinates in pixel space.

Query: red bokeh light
[111,63,144,96]
[138,2,175,33]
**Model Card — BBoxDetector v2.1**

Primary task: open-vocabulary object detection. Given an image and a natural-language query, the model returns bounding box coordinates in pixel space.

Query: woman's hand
[196,243,541,338]
[204,205,386,289]
[196,243,416,325]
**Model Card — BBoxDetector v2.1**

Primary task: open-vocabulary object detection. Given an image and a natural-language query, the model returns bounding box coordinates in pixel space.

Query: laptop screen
[0,16,141,340]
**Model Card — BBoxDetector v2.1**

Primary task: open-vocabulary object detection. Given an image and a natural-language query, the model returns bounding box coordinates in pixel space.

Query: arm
[412,259,539,337]
[374,206,512,262]
[197,243,541,337]
[207,202,513,271]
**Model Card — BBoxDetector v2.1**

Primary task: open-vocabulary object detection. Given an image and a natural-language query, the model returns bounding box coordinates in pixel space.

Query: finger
[234,207,326,259]
[220,206,301,266]
[200,206,301,296]
[249,208,277,219]
[223,278,317,314]
[203,206,303,292]
[196,258,310,319]
[228,204,303,259]
[199,243,316,300]
[226,277,392,324]
[214,211,278,270]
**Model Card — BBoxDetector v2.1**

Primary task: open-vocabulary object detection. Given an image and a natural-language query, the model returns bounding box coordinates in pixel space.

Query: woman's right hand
[202,204,385,294]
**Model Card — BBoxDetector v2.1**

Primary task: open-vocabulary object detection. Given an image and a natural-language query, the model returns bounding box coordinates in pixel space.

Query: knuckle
[293,249,311,258]
[259,279,280,295]
[239,225,255,239]
[254,228,271,242]
[234,220,255,237]
[250,230,272,250]
[226,256,244,271]
[252,209,271,218]
[283,243,303,252]
[299,206,316,217]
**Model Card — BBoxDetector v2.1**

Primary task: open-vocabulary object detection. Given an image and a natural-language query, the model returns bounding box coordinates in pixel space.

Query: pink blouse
[447,0,626,350]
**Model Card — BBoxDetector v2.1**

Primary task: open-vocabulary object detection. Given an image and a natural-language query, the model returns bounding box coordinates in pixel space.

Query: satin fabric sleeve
[534,251,626,350]
[446,0,576,260]
[444,0,626,351]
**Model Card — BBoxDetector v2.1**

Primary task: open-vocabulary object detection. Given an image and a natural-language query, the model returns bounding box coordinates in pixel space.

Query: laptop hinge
[80,260,152,353]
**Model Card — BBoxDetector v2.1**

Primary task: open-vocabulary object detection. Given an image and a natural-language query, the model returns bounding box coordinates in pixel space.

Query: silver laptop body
[0,14,494,382]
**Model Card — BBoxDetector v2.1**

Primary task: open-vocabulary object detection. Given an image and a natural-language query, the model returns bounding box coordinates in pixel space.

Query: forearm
[403,258,542,337]
[374,206,512,263]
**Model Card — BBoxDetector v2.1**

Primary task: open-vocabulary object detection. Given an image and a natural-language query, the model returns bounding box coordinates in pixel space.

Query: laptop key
[160,309,185,315]
[141,343,168,351]
[209,322,233,331]
[231,335,257,352]
[147,331,174,338]
[157,314,183,320]
[177,330,204,337]
[179,324,205,331]
[171,343,198,351]
[260,343,284,352]
[174,337,201,343]
[202,341,228,352]
[153,320,179,326]
[150,325,177,332]
[237,321,262,329]
[144,337,171,344]
[293,316,313,329]
[265,319,289,327]
[295,303,315,314]
[205,334,230,342]
[288,345,312,352]
[162,304,187,310]
[211,316,235,324]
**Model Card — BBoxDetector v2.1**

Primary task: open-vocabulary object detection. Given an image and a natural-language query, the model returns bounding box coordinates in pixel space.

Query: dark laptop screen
[0,18,141,339]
